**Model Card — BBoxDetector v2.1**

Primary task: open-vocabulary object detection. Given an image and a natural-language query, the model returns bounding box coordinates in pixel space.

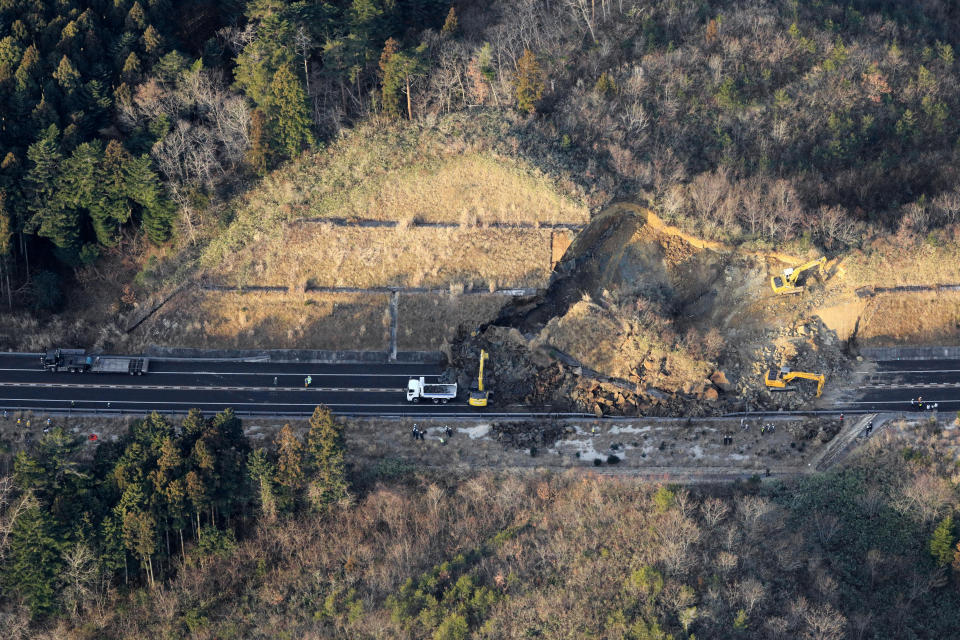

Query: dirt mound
[456,203,853,415]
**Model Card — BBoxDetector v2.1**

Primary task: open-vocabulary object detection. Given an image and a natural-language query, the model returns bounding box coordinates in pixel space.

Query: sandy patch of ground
[132,289,391,351]
[851,292,960,346]
[216,225,555,291]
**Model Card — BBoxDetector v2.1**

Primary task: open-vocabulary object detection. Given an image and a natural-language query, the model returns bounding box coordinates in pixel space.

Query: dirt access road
[0,411,894,484]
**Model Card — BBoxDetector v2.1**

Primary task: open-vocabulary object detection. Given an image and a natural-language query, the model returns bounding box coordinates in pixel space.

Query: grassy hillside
[199,119,587,278]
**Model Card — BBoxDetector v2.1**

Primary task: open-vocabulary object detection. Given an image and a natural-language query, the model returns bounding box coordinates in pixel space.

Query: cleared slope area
[132,121,587,351]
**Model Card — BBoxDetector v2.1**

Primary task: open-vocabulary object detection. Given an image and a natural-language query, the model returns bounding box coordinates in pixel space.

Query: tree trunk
[406,74,413,120]
[179,528,185,563]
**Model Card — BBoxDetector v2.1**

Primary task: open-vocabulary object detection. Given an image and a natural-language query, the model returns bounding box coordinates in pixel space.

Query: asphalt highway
[2,352,957,418]
[840,358,960,413]
[0,353,513,416]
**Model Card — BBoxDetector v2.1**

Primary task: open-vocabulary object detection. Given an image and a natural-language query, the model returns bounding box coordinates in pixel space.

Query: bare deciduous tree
[801,603,847,640]
[700,497,729,527]
[892,471,954,524]
[61,543,100,620]
[735,577,766,613]
[0,477,30,563]
[811,510,841,547]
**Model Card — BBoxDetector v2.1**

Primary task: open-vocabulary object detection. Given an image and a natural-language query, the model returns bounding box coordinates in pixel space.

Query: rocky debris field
[451,204,857,417]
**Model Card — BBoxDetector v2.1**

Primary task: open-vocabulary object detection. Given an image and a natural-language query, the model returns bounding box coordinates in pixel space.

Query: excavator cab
[764,366,825,397]
[468,349,490,407]
[771,257,827,294]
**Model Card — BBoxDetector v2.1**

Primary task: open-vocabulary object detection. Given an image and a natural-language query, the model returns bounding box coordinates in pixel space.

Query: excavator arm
[469,350,490,407]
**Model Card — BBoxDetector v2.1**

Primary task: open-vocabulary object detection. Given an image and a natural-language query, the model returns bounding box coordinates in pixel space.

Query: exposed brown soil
[455,204,852,416]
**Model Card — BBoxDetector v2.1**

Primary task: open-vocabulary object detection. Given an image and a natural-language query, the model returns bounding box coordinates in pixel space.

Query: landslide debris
[492,421,566,450]
[452,203,851,416]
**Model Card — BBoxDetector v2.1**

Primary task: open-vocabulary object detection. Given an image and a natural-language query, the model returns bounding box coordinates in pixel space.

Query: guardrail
[0,404,888,421]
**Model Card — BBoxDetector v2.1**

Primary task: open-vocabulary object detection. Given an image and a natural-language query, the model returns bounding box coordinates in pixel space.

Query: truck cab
[41,348,88,372]
[406,378,421,402]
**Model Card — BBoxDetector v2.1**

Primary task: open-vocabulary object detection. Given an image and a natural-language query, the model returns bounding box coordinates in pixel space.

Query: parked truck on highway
[41,348,149,375]
[406,377,457,403]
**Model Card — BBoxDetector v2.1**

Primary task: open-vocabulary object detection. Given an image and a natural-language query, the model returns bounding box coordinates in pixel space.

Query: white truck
[406,377,457,403]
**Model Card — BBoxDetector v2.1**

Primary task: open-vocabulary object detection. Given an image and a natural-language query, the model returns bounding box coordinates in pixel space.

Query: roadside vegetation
[2,411,960,638]
[0,405,349,634]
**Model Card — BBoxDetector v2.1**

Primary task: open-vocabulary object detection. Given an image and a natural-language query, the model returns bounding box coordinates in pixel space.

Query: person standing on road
[304,375,312,388]
[273,376,278,386]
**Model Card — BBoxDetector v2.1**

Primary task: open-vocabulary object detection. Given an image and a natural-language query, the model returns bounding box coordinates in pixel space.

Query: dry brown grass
[132,289,390,350]
[839,231,960,289]
[397,293,509,350]
[341,154,588,224]
[217,225,554,290]
[856,291,960,346]
[201,121,587,277]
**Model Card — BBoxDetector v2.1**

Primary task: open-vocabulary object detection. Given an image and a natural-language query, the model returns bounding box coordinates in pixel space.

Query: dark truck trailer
[41,348,149,375]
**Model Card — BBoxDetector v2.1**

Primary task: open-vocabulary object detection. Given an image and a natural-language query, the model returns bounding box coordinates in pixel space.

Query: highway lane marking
[0,367,440,377]
[840,400,959,405]
[0,382,402,392]
[0,398,458,407]
[147,371,441,377]
[859,383,960,389]
[871,369,960,374]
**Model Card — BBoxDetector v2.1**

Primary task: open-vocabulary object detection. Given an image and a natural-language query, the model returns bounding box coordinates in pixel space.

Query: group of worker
[760,423,777,434]
[411,424,455,443]
[910,397,938,411]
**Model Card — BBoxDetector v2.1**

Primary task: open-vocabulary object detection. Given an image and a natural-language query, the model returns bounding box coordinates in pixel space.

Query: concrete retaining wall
[143,346,446,364]
[862,345,960,360]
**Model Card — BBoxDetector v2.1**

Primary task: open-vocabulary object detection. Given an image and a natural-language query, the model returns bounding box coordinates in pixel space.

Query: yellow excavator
[764,366,825,397]
[770,257,827,294]
[468,349,490,407]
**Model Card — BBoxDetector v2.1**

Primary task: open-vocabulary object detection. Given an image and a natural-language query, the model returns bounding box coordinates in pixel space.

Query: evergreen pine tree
[5,501,64,618]
[142,25,163,58]
[248,448,277,521]
[61,141,112,245]
[53,55,81,92]
[305,405,349,511]
[26,126,79,256]
[124,154,174,243]
[0,36,23,84]
[441,7,458,36]
[122,52,142,83]
[381,45,427,119]
[930,514,955,566]
[269,63,314,158]
[234,15,296,108]
[274,424,304,513]
[14,44,39,92]
[512,49,544,114]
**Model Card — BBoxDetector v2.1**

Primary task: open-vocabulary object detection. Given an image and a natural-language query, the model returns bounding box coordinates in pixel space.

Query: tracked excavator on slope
[770,257,827,294]
[764,366,825,397]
